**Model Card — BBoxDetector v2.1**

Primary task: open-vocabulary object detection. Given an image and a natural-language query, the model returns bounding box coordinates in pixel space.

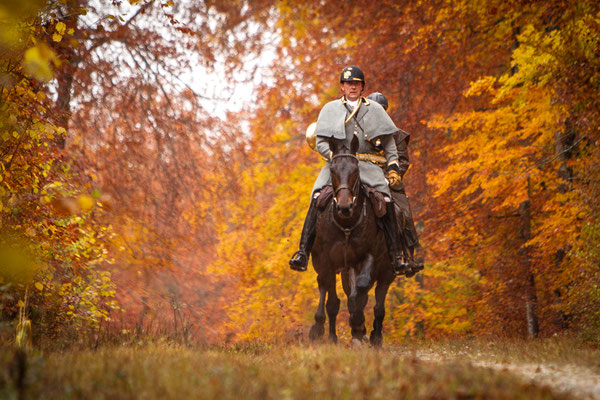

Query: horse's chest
[328,234,373,268]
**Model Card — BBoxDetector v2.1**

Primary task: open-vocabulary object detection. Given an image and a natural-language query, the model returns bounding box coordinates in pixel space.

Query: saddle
[315,184,387,218]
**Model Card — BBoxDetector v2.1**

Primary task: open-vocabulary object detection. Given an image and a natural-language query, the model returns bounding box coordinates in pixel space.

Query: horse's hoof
[328,334,338,344]
[369,333,383,347]
[350,338,363,347]
[309,324,324,340]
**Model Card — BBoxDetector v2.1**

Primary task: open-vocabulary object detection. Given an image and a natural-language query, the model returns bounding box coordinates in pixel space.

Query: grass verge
[0,342,570,399]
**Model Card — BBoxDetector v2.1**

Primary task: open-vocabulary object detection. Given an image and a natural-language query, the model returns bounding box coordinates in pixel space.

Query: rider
[367,92,423,273]
[289,65,409,276]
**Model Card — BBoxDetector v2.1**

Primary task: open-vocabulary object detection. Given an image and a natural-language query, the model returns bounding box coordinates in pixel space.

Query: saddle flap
[363,185,387,218]
[315,185,334,210]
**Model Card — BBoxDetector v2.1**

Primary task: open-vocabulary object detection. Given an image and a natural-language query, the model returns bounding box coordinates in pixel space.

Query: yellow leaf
[52,33,63,42]
[35,282,43,291]
[77,194,95,212]
[18,300,25,307]
[23,44,55,82]
[55,22,66,35]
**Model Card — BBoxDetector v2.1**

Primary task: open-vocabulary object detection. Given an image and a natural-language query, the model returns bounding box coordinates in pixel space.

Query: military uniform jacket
[311,97,400,196]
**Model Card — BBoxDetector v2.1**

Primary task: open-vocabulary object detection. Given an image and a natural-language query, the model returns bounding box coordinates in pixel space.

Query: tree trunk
[51,4,80,149]
[519,199,539,338]
[55,68,74,149]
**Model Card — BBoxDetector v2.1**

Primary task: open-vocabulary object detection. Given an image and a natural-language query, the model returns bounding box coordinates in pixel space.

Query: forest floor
[399,338,600,399]
[0,337,598,399]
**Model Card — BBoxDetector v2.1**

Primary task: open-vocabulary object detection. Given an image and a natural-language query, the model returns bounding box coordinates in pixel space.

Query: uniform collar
[341,96,371,106]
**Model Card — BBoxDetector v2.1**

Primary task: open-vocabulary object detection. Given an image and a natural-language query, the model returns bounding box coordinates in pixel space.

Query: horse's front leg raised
[309,274,327,340]
[356,254,374,289]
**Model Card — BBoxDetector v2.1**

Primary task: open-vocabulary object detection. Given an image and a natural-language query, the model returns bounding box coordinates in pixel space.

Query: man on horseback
[367,92,424,274]
[289,65,410,276]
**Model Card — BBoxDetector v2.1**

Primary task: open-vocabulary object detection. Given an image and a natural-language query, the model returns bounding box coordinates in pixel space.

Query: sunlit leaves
[426,0,600,337]
[23,44,56,82]
[0,236,39,285]
[52,21,67,42]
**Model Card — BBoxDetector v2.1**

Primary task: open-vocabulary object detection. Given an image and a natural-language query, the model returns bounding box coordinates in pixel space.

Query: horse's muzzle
[334,196,356,217]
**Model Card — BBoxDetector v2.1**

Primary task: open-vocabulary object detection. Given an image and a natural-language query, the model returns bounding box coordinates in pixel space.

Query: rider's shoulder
[323,98,344,108]
[318,99,344,115]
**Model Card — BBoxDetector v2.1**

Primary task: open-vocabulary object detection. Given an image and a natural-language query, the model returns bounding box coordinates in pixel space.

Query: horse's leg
[356,254,374,289]
[370,279,392,347]
[326,275,340,343]
[347,268,367,343]
[309,274,327,340]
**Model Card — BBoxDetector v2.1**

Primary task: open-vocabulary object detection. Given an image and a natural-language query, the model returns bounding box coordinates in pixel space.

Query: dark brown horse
[309,136,396,346]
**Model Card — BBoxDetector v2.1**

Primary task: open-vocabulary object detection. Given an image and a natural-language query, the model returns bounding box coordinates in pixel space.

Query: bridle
[330,153,360,205]
[329,152,365,272]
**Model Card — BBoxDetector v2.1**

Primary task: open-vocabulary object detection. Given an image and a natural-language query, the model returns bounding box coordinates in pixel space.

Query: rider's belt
[356,153,386,166]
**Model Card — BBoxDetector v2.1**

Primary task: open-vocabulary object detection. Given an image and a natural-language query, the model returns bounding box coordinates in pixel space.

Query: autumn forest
[1,0,599,354]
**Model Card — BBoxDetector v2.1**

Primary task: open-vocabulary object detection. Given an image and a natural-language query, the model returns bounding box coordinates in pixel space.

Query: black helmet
[340,65,365,84]
[367,92,388,111]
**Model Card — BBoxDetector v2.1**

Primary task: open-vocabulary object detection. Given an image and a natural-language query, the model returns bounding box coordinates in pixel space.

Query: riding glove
[388,170,402,189]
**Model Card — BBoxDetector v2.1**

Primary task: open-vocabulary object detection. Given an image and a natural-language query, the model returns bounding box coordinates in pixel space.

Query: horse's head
[329,135,360,218]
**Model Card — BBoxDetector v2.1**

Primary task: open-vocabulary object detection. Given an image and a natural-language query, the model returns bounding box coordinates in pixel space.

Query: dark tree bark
[519,199,539,338]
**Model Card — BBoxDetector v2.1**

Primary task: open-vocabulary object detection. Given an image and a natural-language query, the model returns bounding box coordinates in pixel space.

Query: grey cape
[311,98,399,197]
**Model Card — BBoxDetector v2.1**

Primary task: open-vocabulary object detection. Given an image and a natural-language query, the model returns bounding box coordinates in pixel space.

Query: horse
[309,135,396,346]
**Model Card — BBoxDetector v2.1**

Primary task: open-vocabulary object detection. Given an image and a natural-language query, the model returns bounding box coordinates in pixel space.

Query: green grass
[0,342,570,400]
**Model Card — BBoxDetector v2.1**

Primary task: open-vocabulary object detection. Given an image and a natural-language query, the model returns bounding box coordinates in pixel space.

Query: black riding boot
[289,197,319,272]
[404,224,424,278]
[381,202,410,276]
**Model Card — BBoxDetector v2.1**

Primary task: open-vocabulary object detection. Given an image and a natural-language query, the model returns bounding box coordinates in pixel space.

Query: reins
[330,153,359,162]
[330,152,366,271]
[330,195,367,272]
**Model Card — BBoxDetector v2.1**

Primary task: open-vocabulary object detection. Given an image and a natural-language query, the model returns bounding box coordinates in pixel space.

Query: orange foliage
[2,0,599,345]
[210,0,600,341]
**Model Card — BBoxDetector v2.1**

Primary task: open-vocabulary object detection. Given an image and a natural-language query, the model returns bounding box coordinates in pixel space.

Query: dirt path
[410,349,600,399]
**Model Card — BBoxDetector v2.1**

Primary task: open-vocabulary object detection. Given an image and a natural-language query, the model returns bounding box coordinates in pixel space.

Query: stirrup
[392,257,410,276]
[289,251,308,272]
[404,259,424,278]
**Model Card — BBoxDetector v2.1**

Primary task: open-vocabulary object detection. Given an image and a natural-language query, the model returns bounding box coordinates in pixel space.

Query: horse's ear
[350,134,359,155]
[328,136,338,155]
